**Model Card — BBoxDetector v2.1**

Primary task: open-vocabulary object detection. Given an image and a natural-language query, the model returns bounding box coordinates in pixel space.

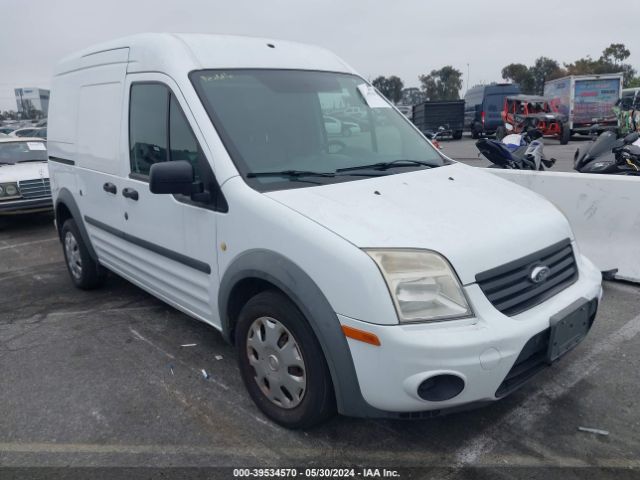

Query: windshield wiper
[247,169,389,179]
[336,159,436,173]
[247,170,336,179]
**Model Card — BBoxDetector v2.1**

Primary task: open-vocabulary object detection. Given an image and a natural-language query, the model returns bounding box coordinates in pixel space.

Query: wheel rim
[246,316,307,409]
[64,231,83,280]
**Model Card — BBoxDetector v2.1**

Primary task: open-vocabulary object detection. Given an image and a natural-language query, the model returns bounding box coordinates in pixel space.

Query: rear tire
[452,130,463,140]
[61,218,106,290]
[236,290,336,429]
[560,123,571,145]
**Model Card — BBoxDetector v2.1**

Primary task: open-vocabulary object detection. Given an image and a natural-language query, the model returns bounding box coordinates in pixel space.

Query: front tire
[560,123,571,145]
[236,290,335,429]
[61,219,106,290]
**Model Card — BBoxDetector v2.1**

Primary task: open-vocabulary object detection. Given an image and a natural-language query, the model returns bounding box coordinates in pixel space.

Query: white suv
[48,34,602,428]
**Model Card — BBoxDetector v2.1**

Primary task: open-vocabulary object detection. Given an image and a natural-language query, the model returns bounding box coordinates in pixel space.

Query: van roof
[54,33,356,77]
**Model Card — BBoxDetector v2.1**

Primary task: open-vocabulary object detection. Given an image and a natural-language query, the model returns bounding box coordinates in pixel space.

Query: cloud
[1,0,639,110]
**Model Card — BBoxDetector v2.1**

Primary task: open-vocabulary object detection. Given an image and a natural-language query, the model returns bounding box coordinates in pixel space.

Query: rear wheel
[560,123,571,145]
[236,290,335,429]
[471,126,480,139]
[61,219,106,290]
[452,130,463,140]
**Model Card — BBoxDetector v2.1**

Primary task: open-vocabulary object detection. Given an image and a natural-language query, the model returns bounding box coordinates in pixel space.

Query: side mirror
[149,160,203,196]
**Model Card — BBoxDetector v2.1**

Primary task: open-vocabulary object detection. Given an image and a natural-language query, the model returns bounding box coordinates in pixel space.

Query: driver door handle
[122,187,139,201]
[103,182,117,195]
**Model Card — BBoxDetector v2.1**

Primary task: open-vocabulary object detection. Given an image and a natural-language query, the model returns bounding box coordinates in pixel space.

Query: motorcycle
[574,130,640,175]
[476,128,556,170]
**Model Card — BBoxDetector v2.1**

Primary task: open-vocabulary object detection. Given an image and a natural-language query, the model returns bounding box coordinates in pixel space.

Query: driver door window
[129,83,205,181]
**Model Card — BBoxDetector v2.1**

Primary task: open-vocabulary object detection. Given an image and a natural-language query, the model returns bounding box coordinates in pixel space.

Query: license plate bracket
[547,299,591,363]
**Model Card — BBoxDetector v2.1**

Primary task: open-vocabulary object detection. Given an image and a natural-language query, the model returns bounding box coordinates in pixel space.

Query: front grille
[476,239,578,316]
[18,178,51,199]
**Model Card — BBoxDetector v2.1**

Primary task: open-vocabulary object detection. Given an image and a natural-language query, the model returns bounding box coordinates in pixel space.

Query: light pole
[466,63,470,94]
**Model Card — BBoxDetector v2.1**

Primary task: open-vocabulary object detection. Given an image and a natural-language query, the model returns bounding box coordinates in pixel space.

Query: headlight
[366,249,472,323]
[0,182,20,199]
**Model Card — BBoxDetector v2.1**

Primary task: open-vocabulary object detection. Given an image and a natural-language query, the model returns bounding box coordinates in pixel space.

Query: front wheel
[61,219,106,289]
[236,290,335,429]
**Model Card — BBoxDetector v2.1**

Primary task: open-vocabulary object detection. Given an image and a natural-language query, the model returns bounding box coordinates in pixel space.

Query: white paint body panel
[48,33,604,414]
[0,160,48,184]
[267,162,574,285]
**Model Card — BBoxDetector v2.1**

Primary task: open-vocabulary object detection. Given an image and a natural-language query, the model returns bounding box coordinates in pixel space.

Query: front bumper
[0,197,53,215]
[339,254,603,414]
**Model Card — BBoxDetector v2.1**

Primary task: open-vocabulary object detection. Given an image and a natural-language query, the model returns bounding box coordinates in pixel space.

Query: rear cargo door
[484,94,506,130]
[574,78,621,126]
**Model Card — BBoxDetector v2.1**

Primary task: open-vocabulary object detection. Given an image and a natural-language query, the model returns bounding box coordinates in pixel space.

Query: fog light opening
[417,374,465,402]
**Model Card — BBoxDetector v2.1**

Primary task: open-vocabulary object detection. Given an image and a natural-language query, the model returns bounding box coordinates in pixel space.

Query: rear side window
[129,83,204,180]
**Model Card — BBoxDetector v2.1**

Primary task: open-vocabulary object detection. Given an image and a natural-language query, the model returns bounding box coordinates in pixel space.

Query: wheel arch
[55,188,98,261]
[218,249,376,416]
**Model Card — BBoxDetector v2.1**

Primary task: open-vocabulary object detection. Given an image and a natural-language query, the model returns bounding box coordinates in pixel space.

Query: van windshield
[191,70,447,191]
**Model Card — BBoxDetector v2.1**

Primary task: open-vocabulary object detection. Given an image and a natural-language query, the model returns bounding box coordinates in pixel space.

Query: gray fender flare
[218,249,379,417]
[55,188,98,261]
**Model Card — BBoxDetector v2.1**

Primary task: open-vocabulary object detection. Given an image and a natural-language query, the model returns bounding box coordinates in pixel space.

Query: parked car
[49,34,602,429]
[323,115,361,136]
[464,83,521,138]
[0,137,52,215]
[10,127,39,137]
[0,126,16,135]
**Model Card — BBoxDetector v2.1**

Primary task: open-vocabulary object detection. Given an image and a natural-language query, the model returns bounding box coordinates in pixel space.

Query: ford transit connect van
[48,34,602,428]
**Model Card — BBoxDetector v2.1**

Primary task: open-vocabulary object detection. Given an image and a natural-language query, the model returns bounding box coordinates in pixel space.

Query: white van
[48,34,602,428]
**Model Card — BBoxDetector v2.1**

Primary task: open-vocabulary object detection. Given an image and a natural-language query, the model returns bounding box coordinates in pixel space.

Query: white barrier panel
[489,169,640,283]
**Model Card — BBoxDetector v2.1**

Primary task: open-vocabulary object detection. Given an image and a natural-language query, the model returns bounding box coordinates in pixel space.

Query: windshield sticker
[357,84,391,109]
[27,142,46,151]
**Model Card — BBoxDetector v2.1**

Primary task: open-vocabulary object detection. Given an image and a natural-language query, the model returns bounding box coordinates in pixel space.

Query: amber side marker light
[341,325,381,346]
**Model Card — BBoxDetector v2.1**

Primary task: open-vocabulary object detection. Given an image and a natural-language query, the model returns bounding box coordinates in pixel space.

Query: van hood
[0,161,49,183]
[266,163,573,285]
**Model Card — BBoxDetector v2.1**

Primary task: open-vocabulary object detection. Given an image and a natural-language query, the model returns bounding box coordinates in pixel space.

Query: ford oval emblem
[530,265,551,284]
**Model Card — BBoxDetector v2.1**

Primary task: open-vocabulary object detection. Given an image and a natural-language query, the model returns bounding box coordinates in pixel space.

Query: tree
[400,87,427,105]
[565,43,636,87]
[501,63,535,94]
[419,66,463,101]
[601,43,630,64]
[371,75,404,103]
[530,57,565,95]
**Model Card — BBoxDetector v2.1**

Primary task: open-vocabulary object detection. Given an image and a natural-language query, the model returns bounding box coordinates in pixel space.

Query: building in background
[14,88,50,117]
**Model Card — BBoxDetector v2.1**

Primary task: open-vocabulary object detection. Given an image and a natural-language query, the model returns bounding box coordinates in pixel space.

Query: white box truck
[544,73,623,135]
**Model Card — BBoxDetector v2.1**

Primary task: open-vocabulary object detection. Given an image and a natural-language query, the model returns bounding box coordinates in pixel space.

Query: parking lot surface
[1,140,639,477]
